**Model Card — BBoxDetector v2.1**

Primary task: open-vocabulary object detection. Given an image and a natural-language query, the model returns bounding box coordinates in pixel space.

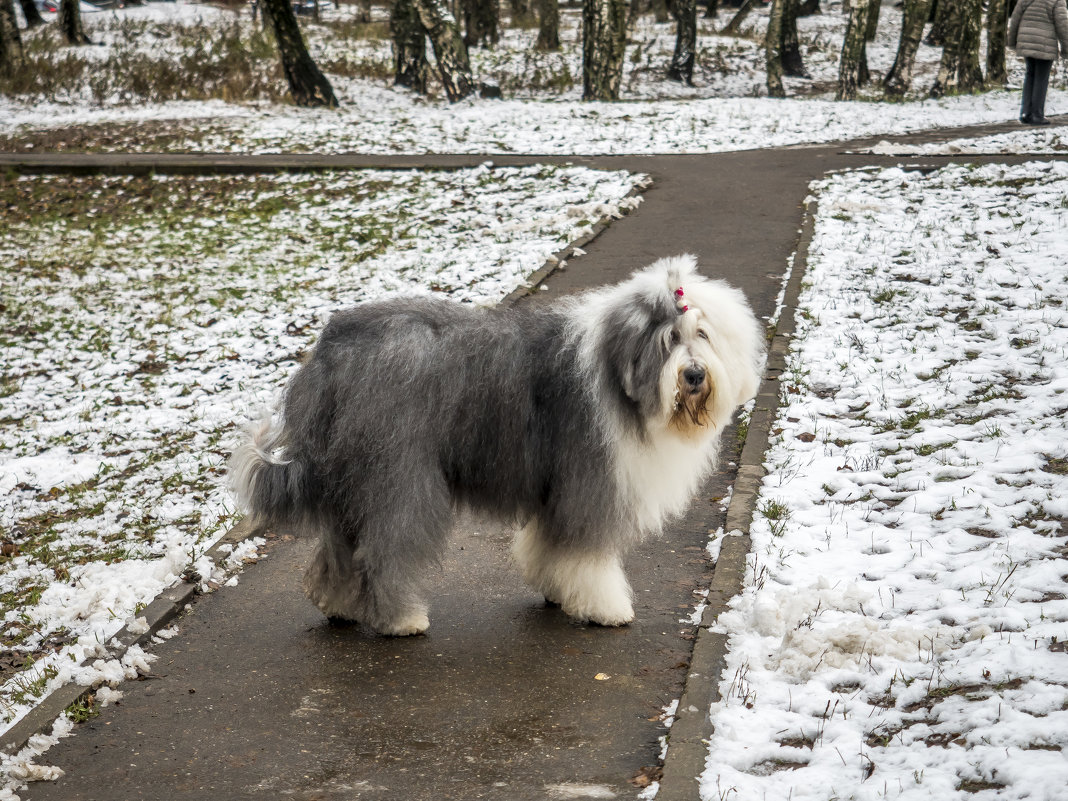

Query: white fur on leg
[377,606,430,637]
[513,523,634,626]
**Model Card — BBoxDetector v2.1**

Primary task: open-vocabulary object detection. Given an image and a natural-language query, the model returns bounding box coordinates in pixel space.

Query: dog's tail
[229,414,314,530]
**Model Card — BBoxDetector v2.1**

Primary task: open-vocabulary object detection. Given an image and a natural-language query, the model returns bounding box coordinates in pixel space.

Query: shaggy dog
[230,255,765,635]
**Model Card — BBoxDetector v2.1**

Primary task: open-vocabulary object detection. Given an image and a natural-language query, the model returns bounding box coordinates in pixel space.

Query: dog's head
[588,255,765,438]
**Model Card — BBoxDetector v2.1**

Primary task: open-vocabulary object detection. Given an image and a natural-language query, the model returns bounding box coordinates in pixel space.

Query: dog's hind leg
[513,521,634,627]
[303,468,451,636]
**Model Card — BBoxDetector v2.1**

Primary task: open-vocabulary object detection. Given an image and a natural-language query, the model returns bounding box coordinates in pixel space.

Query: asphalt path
[15,119,1068,800]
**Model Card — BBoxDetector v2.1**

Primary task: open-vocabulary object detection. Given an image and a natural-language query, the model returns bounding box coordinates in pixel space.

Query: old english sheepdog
[230,255,765,635]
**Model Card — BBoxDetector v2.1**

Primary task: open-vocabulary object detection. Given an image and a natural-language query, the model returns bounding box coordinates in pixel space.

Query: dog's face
[593,256,764,439]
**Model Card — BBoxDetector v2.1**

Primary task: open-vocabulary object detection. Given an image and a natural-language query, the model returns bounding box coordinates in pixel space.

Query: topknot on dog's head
[628,254,702,316]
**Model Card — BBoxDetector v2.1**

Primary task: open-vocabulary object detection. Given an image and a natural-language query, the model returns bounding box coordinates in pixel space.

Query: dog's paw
[566,595,634,627]
[379,610,430,637]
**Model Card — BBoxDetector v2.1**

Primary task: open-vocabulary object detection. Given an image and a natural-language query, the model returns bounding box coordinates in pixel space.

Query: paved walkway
[8,118,1067,801]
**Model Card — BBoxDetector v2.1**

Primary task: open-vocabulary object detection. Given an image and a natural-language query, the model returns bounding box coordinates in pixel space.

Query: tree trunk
[510,0,537,24]
[925,0,950,44]
[354,0,373,22]
[884,0,932,95]
[0,0,21,76]
[414,0,476,101]
[392,0,431,92]
[798,0,819,14]
[262,0,338,106]
[17,0,44,28]
[985,0,1007,84]
[535,0,560,49]
[781,0,807,76]
[582,0,627,100]
[652,0,670,22]
[929,0,983,96]
[667,0,696,83]
[59,0,91,45]
[836,0,870,100]
[765,0,785,96]
[721,0,754,34]
[704,0,719,18]
[462,0,498,47]
[857,0,879,85]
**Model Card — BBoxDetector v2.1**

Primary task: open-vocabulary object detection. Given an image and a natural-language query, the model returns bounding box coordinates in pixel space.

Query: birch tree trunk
[414,0,476,101]
[0,0,21,76]
[925,0,949,44]
[929,0,983,97]
[262,0,338,106]
[582,0,627,100]
[667,0,697,84]
[985,0,1007,84]
[721,0,754,34]
[17,0,44,28]
[857,0,879,86]
[392,0,431,93]
[781,0,808,77]
[535,0,560,50]
[883,0,932,95]
[836,0,870,100]
[59,0,91,45]
[765,0,786,96]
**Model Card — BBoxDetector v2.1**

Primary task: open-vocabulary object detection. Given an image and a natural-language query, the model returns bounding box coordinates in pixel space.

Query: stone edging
[656,196,819,800]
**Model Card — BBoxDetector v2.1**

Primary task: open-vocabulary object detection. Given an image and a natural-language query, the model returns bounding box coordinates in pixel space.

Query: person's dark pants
[1021,57,1053,122]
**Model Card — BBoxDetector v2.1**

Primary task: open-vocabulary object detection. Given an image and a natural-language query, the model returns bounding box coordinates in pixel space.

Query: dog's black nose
[683,366,706,389]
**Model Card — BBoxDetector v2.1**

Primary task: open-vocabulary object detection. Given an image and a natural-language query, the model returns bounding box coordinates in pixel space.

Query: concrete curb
[0,520,255,756]
[657,196,819,800]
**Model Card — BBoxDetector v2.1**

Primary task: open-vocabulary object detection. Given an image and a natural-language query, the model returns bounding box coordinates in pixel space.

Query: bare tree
[462,0,498,47]
[857,0,880,86]
[0,0,21,76]
[929,0,983,97]
[884,0,933,95]
[509,0,537,24]
[262,0,338,106]
[765,0,786,96]
[392,0,431,92]
[667,0,697,84]
[415,0,476,101]
[836,0,871,100]
[985,0,1008,84]
[535,0,560,50]
[583,0,627,100]
[781,0,808,76]
[59,0,92,45]
[721,0,755,35]
[17,0,44,28]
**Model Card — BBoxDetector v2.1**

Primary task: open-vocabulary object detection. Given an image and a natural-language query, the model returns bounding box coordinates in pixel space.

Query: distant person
[1008,0,1068,125]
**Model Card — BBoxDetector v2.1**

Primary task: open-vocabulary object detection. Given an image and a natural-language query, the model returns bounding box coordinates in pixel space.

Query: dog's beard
[670,376,713,433]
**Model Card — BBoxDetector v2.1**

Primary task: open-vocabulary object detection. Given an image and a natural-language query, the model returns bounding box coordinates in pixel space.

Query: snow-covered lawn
[865,128,1068,156]
[3,1,1066,155]
[701,161,1068,800]
[0,164,642,735]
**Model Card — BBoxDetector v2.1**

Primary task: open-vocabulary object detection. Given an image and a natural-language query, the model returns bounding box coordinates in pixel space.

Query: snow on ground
[0,165,643,741]
[700,161,1068,800]
[4,1,1067,154]
[864,127,1068,156]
